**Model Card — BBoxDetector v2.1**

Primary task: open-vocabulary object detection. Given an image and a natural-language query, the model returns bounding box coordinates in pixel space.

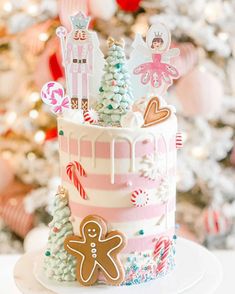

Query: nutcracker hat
[70,11,90,30]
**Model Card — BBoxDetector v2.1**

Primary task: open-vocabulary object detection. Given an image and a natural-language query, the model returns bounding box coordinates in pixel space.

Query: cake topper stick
[129,23,180,97]
[56,26,71,98]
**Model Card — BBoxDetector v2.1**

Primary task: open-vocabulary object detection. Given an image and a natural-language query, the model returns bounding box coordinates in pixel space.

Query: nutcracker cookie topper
[129,22,180,98]
[56,11,104,111]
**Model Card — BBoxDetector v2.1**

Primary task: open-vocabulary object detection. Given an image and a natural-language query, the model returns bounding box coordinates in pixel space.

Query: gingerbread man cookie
[64,215,126,286]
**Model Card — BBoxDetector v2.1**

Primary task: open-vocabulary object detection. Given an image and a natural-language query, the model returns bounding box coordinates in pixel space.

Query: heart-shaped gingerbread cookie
[143,97,171,127]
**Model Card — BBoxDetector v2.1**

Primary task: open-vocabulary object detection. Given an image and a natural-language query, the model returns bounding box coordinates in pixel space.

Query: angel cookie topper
[129,23,180,97]
[56,12,104,111]
[64,215,126,286]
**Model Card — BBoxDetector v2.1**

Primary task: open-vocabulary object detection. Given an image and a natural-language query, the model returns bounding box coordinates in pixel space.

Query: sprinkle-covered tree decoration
[96,37,134,125]
[44,186,76,281]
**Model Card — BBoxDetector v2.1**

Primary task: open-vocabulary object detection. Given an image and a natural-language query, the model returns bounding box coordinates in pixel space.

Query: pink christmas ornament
[171,42,198,77]
[0,158,14,193]
[230,142,235,166]
[84,109,99,124]
[175,68,223,118]
[131,189,149,207]
[203,208,230,237]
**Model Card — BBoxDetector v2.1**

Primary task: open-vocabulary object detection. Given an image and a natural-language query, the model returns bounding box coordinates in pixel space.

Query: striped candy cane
[66,161,87,199]
[84,109,99,124]
[154,236,172,273]
[176,132,183,149]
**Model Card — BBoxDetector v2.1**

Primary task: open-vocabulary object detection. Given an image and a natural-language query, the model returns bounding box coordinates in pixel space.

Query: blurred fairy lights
[29,92,40,102]
[6,111,17,125]
[26,4,39,16]
[38,33,49,42]
[3,1,13,13]
[204,2,224,23]
[29,110,39,119]
[34,130,45,144]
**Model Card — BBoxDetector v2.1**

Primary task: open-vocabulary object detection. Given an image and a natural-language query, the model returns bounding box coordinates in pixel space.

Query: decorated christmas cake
[41,11,182,287]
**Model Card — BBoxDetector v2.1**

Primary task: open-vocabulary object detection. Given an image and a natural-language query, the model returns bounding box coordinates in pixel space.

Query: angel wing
[161,48,180,63]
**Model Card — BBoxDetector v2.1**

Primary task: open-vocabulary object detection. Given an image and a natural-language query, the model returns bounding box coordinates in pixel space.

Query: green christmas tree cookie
[96,37,134,125]
[44,186,76,281]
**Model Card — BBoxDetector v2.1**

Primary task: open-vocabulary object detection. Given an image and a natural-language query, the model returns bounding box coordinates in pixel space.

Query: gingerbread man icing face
[64,215,126,286]
[84,222,100,239]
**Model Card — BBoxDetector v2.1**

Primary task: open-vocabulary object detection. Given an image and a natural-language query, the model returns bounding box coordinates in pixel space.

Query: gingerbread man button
[64,215,126,286]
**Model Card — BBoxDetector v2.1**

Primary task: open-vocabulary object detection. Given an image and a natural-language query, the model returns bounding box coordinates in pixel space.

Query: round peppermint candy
[131,189,149,207]
[84,109,99,124]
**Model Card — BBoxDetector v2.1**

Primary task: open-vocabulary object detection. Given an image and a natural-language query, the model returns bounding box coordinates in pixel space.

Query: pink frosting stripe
[60,136,68,153]
[59,136,176,158]
[123,229,175,253]
[62,168,176,190]
[69,198,175,222]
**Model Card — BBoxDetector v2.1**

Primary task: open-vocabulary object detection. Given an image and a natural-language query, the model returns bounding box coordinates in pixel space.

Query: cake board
[14,238,223,294]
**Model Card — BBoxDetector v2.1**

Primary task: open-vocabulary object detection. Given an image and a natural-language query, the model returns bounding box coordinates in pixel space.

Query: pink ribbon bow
[52,96,70,114]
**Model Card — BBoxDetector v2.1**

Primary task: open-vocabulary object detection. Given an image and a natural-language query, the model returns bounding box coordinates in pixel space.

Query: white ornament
[89,0,117,21]
[24,226,49,253]
[120,111,144,128]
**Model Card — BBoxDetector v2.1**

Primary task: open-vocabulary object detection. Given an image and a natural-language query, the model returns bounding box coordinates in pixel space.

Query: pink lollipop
[41,81,70,114]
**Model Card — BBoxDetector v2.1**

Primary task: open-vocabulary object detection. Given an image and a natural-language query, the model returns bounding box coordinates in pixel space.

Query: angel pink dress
[133,53,179,88]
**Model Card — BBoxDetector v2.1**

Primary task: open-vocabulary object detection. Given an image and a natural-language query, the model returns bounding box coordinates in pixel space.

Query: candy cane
[154,236,171,273]
[66,161,87,199]
[84,109,99,124]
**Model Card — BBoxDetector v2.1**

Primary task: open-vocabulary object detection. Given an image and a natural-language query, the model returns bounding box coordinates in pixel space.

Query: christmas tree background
[0,0,234,252]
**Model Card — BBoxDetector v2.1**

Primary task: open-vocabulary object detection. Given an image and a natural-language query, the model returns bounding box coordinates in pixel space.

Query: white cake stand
[14,238,222,294]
